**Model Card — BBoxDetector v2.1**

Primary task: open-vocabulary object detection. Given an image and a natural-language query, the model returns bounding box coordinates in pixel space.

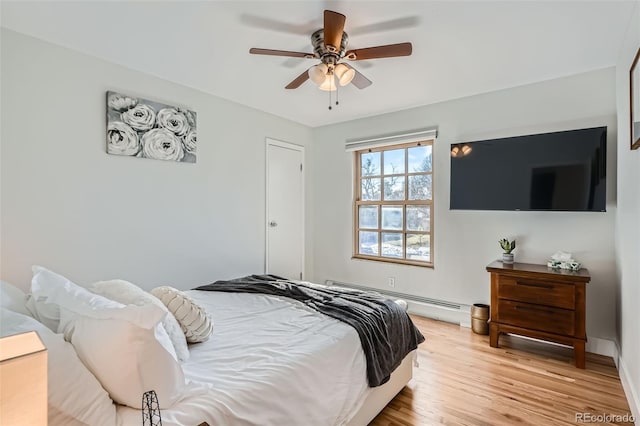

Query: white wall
[312,68,618,340]
[0,29,314,290]
[615,0,640,418]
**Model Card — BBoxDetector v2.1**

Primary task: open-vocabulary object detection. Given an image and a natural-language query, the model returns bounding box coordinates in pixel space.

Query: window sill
[352,255,434,268]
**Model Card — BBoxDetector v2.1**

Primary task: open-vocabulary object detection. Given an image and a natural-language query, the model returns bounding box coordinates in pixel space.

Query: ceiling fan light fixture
[318,74,337,91]
[249,10,412,95]
[334,63,355,86]
[308,64,328,85]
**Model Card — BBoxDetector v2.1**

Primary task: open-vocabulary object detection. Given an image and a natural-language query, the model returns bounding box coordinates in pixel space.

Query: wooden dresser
[486,261,590,368]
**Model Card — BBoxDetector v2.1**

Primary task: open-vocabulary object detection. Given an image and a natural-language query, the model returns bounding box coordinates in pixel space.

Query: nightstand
[486,261,590,368]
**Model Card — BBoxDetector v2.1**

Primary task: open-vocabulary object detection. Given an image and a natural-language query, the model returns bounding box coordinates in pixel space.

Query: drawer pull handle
[513,305,555,315]
[515,281,554,289]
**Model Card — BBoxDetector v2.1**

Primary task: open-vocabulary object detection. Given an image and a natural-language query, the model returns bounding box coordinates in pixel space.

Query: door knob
[269,221,278,227]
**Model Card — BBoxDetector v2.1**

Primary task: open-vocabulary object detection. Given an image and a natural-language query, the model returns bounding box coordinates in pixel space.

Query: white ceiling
[1,1,636,127]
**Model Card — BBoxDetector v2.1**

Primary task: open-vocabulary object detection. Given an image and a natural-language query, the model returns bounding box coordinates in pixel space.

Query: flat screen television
[450,126,607,211]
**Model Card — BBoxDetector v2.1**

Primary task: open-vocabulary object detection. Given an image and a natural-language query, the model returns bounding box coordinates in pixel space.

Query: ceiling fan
[249,10,413,97]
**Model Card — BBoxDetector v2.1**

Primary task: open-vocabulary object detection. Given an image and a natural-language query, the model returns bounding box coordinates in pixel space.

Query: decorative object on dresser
[630,46,640,150]
[499,238,516,264]
[547,250,582,271]
[106,91,197,163]
[486,261,590,368]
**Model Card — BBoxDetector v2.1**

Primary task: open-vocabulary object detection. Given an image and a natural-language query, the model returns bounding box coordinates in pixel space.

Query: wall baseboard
[586,336,619,364]
[406,300,472,328]
[325,280,472,328]
[618,355,640,423]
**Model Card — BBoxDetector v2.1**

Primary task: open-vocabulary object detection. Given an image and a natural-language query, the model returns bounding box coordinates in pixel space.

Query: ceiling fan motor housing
[311,29,349,65]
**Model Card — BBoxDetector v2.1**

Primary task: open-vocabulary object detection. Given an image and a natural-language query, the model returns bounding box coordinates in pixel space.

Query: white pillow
[28,266,178,361]
[0,308,116,425]
[90,279,189,362]
[60,304,186,409]
[0,280,30,315]
[151,286,213,343]
[25,292,60,332]
[25,266,110,331]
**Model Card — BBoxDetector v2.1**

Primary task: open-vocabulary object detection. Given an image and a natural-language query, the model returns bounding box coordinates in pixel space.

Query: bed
[117,289,419,426]
[1,270,423,426]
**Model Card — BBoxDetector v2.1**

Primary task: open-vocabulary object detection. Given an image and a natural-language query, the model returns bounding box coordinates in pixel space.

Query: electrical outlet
[388,277,395,288]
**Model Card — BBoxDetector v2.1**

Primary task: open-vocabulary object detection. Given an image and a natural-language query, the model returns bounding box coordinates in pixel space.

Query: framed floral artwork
[106,91,197,163]
[631,47,640,150]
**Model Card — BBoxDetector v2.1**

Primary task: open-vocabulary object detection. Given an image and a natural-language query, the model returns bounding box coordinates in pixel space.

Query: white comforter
[116,290,370,426]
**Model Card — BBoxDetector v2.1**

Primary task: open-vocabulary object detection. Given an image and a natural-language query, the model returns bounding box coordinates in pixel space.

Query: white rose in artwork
[108,93,138,111]
[184,130,197,154]
[107,121,140,156]
[141,128,184,161]
[121,104,156,131]
[157,108,190,136]
[177,108,197,129]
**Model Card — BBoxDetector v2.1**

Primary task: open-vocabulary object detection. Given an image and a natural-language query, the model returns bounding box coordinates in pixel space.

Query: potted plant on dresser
[499,238,516,264]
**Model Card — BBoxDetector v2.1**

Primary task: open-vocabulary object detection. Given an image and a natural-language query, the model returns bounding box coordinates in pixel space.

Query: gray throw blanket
[194,275,425,387]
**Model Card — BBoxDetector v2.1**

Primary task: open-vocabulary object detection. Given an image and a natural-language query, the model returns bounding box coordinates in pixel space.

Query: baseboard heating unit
[325,280,471,328]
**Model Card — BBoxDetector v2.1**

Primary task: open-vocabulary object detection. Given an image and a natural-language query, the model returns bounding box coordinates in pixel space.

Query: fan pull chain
[328,75,340,110]
[328,76,333,110]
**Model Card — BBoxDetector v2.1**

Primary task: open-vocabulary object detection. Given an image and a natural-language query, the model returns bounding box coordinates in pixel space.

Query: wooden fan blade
[250,48,314,59]
[343,64,372,89]
[285,69,311,89]
[324,10,346,52]
[345,42,412,61]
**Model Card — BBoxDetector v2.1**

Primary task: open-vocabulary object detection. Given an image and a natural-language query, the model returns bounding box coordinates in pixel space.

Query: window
[354,141,433,267]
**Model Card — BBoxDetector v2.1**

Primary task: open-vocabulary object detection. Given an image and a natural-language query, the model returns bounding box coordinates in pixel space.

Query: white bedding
[116,290,371,426]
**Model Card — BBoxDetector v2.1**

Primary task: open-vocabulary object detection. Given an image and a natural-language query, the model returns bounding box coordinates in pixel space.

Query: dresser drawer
[498,276,575,309]
[498,300,575,336]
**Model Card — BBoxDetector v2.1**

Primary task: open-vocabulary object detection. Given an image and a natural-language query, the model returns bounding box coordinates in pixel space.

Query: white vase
[502,253,514,264]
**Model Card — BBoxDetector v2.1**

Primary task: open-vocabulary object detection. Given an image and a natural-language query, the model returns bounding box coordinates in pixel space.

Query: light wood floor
[371,316,633,425]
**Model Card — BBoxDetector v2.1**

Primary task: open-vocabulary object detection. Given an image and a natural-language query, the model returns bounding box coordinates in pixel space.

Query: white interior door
[266,139,304,280]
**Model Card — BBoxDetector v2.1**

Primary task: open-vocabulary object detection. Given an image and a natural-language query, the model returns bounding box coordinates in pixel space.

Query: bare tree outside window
[361,156,380,201]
